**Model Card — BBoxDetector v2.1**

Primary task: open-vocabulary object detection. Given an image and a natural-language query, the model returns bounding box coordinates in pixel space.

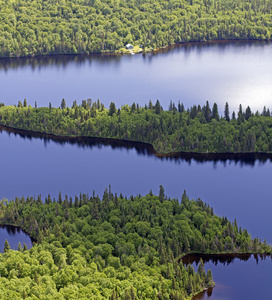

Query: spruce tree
[224,102,230,121]
[3,239,10,253]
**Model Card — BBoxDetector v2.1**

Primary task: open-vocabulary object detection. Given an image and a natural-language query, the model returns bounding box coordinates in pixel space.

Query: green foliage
[0,189,271,299]
[0,0,271,58]
[1,101,272,154]
[0,191,215,299]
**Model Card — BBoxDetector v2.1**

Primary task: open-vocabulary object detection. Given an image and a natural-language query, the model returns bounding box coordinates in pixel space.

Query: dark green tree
[155,100,161,114]
[61,99,66,109]
[4,239,10,253]
[224,102,230,122]
[212,103,219,121]
[109,102,116,116]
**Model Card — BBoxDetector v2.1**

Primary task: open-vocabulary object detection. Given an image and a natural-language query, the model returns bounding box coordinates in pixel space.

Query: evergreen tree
[245,106,252,120]
[204,101,211,122]
[224,102,230,121]
[155,100,161,114]
[4,239,10,253]
[159,185,165,203]
[61,98,66,109]
[109,102,116,116]
[23,243,28,251]
[18,242,23,252]
[212,103,219,121]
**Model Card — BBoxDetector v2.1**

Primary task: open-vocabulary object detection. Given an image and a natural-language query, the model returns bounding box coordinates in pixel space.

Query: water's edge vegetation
[0,100,271,155]
[0,189,271,299]
[0,0,271,58]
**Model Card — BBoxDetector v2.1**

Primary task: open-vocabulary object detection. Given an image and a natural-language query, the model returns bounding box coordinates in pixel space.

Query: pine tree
[23,243,28,251]
[159,185,165,203]
[245,106,252,120]
[18,242,23,252]
[3,239,10,253]
[109,102,116,116]
[204,101,211,122]
[212,103,219,121]
[155,100,161,114]
[224,102,230,121]
[61,98,66,109]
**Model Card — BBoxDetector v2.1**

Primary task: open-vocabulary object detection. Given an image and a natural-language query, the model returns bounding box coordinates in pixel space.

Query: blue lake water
[0,225,33,252]
[0,128,271,244]
[0,41,272,299]
[0,41,272,114]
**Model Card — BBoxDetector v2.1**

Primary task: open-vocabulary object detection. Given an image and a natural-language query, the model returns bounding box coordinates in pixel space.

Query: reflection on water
[0,53,123,72]
[184,253,272,300]
[1,40,272,112]
[181,253,272,266]
[0,40,269,71]
[1,125,272,167]
[0,225,34,252]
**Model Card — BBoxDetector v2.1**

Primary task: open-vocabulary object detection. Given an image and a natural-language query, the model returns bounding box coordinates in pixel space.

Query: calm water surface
[0,126,271,300]
[0,128,271,244]
[1,42,272,298]
[0,225,33,252]
[188,254,272,300]
[0,41,272,113]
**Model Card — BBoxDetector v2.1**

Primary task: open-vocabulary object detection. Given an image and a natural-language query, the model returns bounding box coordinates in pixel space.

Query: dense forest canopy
[0,189,271,299]
[0,100,272,154]
[0,0,271,57]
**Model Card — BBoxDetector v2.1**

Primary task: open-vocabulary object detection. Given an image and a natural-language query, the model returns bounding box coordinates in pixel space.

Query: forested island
[0,0,271,58]
[0,100,271,154]
[0,188,271,299]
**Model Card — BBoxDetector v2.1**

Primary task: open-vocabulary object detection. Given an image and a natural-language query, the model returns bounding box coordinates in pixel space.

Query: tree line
[0,99,271,154]
[1,188,270,299]
[0,0,271,57]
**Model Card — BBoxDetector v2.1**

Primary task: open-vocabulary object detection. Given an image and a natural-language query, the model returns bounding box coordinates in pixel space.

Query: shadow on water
[0,40,270,71]
[0,225,36,252]
[182,253,272,300]
[180,253,272,266]
[0,53,123,72]
[1,125,272,166]
[192,287,214,300]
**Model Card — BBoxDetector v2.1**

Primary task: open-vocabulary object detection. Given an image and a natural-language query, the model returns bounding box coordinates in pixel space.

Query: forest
[0,188,271,299]
[0,0,271,57]
[0,100,272,154]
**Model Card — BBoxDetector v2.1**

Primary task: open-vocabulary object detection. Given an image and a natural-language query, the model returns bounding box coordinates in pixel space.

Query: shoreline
[178,252,272,265]
[0,224,37,244]
[1,124,272,161]
[0,39,270,60]
[1,221,270,299]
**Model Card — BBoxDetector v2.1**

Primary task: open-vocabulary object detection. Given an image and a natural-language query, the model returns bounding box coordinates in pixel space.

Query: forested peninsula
[0,100,272,154]
[0,0,271,58]
[1,188,271,299]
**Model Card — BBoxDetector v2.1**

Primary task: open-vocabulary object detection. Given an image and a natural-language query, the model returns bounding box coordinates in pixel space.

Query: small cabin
[125,44,134,50]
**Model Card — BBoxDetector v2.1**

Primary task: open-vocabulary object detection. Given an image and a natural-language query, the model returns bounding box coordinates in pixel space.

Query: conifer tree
[224,102,230,121]
[4,239,10,253]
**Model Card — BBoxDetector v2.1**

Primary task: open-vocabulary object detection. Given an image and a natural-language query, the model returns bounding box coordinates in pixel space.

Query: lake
[0,225,34,252]
[0,41,272,114]
[0,128,271,299]
[187,254,272,300]
[0,41,271,299]
[1,127,271,243]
